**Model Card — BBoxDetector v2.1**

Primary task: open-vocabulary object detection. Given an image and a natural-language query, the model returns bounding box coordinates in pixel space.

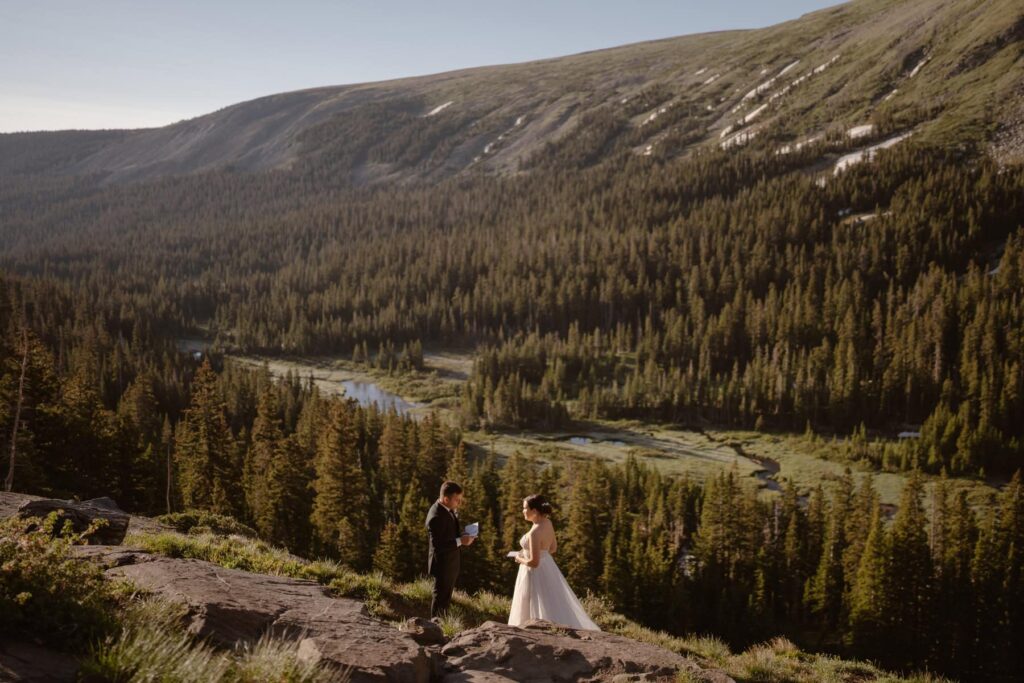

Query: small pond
[340,380,419,415]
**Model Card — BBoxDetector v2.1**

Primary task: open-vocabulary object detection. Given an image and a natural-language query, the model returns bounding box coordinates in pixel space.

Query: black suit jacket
[426,500,461,578]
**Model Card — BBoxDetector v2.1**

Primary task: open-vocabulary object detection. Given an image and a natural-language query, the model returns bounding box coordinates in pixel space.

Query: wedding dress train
[508,531,600,631]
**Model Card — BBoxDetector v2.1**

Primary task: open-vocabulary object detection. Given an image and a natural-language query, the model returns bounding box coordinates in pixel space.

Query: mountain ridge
[2,0,1020,184]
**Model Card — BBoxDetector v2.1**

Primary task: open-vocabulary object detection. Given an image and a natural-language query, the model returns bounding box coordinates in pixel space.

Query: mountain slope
[1,0,1020,184]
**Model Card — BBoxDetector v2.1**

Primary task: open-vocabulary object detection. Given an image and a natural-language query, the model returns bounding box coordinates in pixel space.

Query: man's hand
[460,534,476,546]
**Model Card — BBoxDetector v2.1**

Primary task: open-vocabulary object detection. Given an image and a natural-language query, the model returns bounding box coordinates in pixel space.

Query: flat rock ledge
[440,620,735,683]
[80,545,434,683]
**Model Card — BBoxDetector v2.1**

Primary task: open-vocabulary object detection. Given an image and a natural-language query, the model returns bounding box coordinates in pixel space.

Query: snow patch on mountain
[908,56,930,78]
[643,105,670,126]
[721,129,757,149]
[741,60,802,104]
[777,60,801,77]
[768,84,792,104]
[847,124,875,139]
[424,101,454,117]
[482,115,529,156]
[744,103,768,124]
[833,131,914,175]
[813,54,840,74]
[776,133,823,155]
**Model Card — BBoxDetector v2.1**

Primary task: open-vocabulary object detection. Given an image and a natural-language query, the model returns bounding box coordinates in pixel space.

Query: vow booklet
[506,551,521,558]
[463,522,479,537]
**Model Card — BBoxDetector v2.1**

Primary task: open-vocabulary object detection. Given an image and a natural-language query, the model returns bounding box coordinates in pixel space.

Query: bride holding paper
[507,494,600,631]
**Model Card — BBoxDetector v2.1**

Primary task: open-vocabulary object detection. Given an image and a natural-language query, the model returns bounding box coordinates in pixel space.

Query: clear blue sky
[0,1,843,132]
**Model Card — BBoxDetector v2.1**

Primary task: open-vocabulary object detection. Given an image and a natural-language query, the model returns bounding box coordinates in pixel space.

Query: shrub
[0,514,123,650]
[156,511,258,538]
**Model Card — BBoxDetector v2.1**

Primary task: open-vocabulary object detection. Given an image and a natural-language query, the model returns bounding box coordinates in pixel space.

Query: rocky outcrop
[18,496,130,545]
[1,494,733,683]
[5,492,170,538]
[0,491,42,519]
[440,620,735,683]
[78,546,434,682]
[85,548,734,682]
[0,642,79,683]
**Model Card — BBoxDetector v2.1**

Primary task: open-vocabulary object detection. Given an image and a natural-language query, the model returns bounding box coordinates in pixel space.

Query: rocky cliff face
[0,493,734,682]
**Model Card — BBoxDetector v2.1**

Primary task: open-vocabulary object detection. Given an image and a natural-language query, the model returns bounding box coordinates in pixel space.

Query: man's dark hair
[440,481,463,498]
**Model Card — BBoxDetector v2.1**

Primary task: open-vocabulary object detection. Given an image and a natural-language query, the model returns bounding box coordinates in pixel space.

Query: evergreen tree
[244,388,311,552]
[885,471,933,668]
[173,360,241,517]
[559,460,609,591]
[310,400,371,569]
[373,484,429,582]
[847,504,889,659]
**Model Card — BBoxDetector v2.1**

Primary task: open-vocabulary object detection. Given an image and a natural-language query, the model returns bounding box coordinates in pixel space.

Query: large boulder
[17,496,130,545]
[94,548,433,682]
[440,620,734,683]
[0,491,43,519]
[0,491,172,539]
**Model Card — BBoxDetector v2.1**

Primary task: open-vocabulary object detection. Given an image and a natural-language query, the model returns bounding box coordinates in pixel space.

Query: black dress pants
[430,554,459,617]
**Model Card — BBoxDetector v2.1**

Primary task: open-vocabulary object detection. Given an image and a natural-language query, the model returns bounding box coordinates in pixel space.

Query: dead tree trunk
[4,328,29,493]
[166,437,172,514]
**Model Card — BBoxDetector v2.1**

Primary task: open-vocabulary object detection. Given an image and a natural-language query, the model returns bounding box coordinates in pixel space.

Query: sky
[0,1,844,133]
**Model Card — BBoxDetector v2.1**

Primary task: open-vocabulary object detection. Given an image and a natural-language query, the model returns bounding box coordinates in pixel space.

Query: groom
[426,480,476,617]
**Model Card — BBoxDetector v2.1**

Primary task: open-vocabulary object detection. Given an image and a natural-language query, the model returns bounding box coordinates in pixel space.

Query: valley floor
[227,350,1004,509]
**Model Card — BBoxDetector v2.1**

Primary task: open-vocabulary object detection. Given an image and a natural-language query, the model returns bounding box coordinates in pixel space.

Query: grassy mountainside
[0,0,1020,183]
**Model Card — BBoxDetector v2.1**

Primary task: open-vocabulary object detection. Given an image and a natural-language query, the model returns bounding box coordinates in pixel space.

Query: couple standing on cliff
[425,480,600,631]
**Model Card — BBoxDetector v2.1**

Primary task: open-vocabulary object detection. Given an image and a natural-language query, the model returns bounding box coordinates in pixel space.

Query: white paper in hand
[463,522,479,537]
[506,551,521,558]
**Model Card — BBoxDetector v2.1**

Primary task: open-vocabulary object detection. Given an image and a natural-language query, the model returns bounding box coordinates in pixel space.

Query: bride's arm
[515,531,541,568]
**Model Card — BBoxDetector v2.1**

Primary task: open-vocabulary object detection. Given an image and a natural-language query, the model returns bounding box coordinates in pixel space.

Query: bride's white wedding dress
[508,527,600,631]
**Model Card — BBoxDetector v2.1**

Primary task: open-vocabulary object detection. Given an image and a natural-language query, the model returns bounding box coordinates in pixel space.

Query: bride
[508,494,600,631]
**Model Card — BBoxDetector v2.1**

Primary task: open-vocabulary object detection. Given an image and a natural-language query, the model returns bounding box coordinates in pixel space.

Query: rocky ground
[0,493,734,682]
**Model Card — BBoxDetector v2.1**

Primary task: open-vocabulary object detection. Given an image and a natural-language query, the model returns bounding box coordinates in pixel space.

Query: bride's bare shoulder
[526,522,550,537]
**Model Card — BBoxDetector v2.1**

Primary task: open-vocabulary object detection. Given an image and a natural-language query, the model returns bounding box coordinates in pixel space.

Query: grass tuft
[81,596,348,682]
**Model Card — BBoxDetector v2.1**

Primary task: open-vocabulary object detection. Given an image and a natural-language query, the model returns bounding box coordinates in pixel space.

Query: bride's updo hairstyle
[524,494,554,516]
